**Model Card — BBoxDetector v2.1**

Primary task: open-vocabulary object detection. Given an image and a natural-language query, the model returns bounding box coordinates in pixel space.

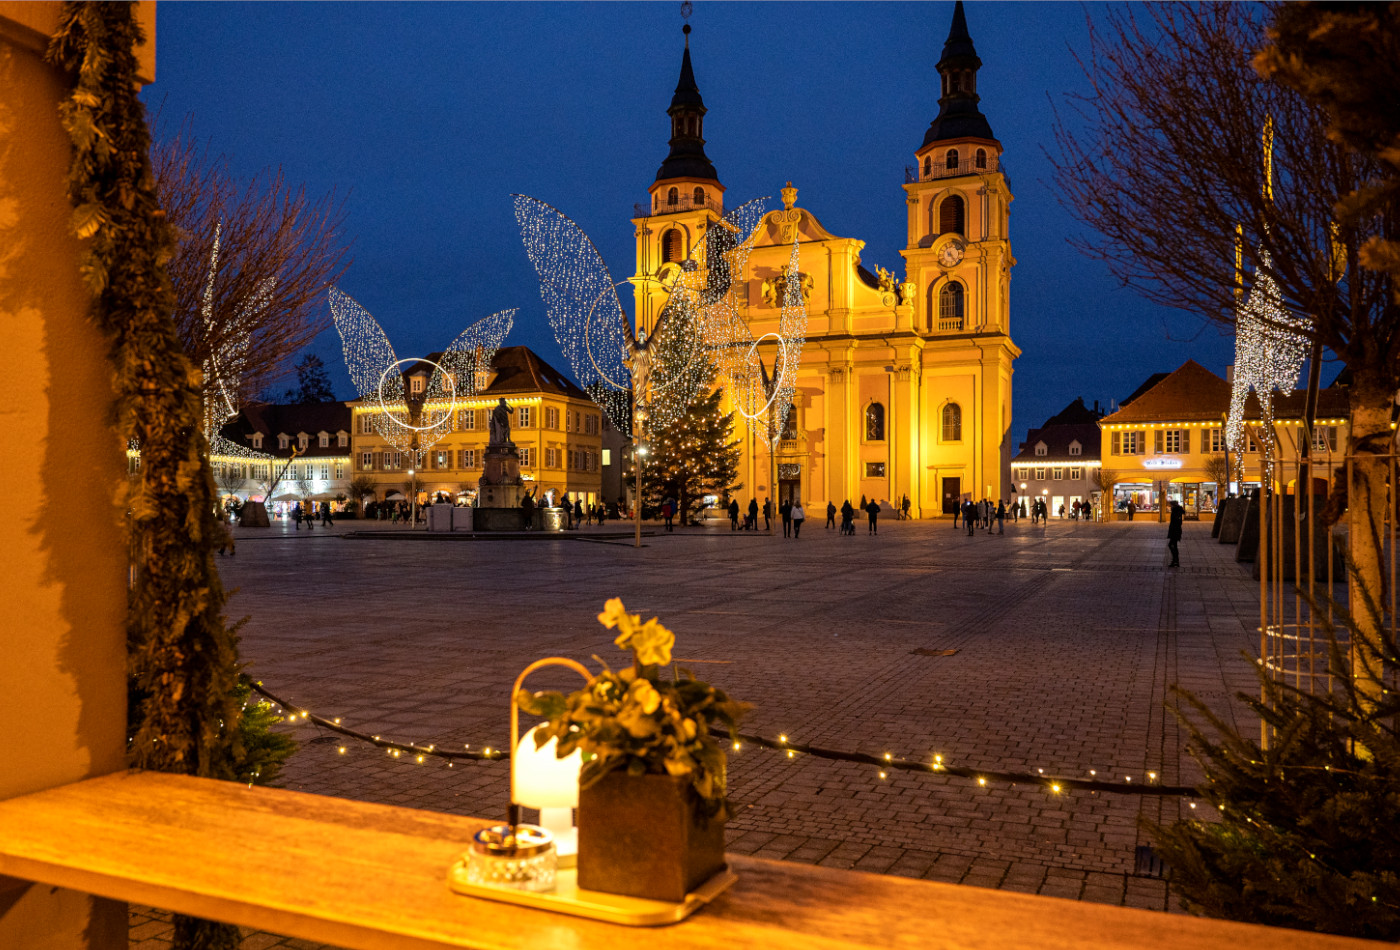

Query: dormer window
[251,433,263,450]
[318,432,329,448]
[297,433,309,450]
[1069,442,1082,456]
[475,369,489,391]
[337,432,348,448]
[410,376,424,395]
[1035,443,1047,457]
[277,434,289,450]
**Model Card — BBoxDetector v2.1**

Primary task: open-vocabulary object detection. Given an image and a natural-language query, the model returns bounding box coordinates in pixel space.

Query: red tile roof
[1098,361,1230,425]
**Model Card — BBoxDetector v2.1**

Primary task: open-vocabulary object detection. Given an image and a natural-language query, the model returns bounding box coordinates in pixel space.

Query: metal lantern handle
[509,657,595,829]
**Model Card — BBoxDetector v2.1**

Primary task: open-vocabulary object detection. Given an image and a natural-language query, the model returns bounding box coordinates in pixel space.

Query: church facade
[629,2,1018,517]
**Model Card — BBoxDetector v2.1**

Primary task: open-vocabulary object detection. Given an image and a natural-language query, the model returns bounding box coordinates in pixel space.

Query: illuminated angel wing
[513,195,632,434]
[726,236,807,448]
[201,221,275,439]
[329,286,402,403]
[433,309,516,398]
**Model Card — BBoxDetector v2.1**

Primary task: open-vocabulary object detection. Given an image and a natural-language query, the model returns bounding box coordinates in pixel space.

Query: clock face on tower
[937,240,965,269]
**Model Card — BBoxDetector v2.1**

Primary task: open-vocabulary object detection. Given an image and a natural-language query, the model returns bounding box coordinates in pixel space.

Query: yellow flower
[597,597,638,632]
[627,678,661,715]
[629,619,675,666]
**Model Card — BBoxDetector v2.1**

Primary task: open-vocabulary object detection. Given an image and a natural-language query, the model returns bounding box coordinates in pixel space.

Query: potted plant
[518,598,748,902]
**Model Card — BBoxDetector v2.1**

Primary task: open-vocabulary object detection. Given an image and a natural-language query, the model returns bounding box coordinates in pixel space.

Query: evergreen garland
[47,5,291,947]
[1148,594,1400,939]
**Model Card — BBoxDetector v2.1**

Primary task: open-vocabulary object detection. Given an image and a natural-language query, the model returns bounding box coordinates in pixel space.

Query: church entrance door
[942,477,961,515]
[779,479,801,506]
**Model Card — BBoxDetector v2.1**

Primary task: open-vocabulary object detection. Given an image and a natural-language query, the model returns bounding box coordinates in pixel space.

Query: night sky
[141,1,1238,446]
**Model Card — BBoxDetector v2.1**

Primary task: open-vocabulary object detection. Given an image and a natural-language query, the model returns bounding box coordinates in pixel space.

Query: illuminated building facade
[630,2,1018,516]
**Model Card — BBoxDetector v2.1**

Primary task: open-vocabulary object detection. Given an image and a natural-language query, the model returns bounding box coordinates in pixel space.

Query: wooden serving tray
[446,859,737,927]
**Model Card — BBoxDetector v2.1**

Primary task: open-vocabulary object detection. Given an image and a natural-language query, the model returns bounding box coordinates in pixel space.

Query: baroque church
[630,2,1018,517]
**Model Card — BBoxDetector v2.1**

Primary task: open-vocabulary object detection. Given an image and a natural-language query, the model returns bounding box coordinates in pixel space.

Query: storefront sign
[1142,458,1183,469]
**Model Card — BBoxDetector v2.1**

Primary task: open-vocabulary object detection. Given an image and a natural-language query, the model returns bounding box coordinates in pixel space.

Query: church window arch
[865,402,886,442]
[922,156,931,178]
[942,403,963,442]
[936,281,965,331]
[939,194,965,235]
[667,187,678,207]
[693,186,705,205]
[946,148,960,171]
[662,229,684,263]
[975,148,987,170]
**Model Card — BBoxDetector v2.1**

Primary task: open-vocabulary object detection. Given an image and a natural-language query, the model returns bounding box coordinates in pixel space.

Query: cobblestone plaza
[132,516,1260,947]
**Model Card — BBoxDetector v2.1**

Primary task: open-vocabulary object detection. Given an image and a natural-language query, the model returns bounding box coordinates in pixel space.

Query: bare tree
[215,466,247,500]
[349,474,377,506]
[1092,466,1119,521]
[1052,2,1398,687]
[153,123,351,415]
[1203,454,1232,496]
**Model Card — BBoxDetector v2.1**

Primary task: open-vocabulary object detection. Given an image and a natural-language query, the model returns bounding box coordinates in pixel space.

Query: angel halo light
[512,193,803,447]
[328,287,515,463]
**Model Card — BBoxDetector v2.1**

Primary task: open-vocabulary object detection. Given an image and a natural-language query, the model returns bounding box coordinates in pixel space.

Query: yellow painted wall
[0,4,152,946]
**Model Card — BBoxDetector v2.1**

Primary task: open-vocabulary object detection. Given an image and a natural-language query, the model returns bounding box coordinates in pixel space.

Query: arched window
[865,402,885,442]
[975,148,987,170]
[946,148,960,171]
[667,187,678,206]
[662,229,683,263]
[937,282,965,331]
[922,156,931,178]
[939,195,965,235]
[693,186,705,205]
[942,403,962,442]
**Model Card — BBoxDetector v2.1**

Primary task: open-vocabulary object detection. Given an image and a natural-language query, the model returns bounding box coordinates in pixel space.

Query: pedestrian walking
[292,503,303,530]
[662,498,674,532]
[575,499,584,527]
[780,499,792,537]
[791,501,805,538]
[866,499,879,535]
[952,500,961,529]
[763,497,772,531]
[728,498,740,531]
[901,495,911,521]
[1167,500,1183,567]
[825,500,836,529]
[320,500,333,527]
[996,500,1005,534]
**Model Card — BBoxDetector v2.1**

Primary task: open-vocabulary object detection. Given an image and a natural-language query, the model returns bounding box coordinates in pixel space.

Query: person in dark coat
[763,497,772,531]
[320,500,333,527]
[292,503,302,530]
[866,499,879,535]
[840,499,855,535]
[995,500,1005,534]
[780,499,792,537]
[728,498,740,531]
[953,498,961,529]
[964,499,976,536]
[574,499,584,527]
[825,501,836,530]
[747,497,759,531]
[1167,500,1183,567]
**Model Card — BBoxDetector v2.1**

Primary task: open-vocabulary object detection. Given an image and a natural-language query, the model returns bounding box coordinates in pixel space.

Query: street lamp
[634,444,647,549]
[408,468,417,527]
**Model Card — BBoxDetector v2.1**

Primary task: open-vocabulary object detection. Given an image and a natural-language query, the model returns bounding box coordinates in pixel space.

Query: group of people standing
[955,498,1008,535]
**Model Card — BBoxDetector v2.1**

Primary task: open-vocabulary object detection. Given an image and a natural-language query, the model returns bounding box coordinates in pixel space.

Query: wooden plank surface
[0,772,1379,949]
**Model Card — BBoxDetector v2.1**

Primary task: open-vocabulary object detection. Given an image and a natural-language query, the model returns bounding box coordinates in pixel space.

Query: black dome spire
[921,1,997,149]
[654,25,719,184]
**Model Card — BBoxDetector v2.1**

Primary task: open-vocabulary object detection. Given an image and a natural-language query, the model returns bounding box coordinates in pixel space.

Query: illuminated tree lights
[1226,249,1310,483]
[328,286,515,463]
[512,195,773,440]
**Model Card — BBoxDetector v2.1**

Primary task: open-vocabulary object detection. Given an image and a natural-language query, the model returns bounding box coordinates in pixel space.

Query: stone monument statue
[489,397,514,446]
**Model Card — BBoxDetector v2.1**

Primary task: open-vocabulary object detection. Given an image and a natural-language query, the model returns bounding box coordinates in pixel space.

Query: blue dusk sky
[141,1,1238,445]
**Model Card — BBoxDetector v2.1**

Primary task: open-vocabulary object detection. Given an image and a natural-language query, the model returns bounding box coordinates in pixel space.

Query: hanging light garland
[328,286,515,464]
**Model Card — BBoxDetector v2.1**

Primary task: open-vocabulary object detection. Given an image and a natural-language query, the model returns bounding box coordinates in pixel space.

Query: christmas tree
[640,361,741,525]
[1148,592,1400,939]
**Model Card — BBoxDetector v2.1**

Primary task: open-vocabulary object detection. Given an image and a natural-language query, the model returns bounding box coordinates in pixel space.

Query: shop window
[937,282,965,331]
[942,403,962,442]
[939,195,965,235]
[662,229,683,263]
[865,462,886,478]
[865,402,885,442]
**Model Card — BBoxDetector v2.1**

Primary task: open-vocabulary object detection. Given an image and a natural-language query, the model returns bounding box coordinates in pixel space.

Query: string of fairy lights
[247,680,1199,800]
[328,286,514,464]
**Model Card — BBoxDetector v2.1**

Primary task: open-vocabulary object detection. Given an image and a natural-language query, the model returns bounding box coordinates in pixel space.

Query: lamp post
[408,468,417,527]
[634,444,646,549]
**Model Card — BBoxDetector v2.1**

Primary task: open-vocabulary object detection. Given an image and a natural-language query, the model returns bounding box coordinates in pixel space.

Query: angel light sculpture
[328,287,515,468]
[511,194,770,442]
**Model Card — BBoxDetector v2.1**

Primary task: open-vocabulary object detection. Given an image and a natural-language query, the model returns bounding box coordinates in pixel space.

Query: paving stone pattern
[133,515,1264,945]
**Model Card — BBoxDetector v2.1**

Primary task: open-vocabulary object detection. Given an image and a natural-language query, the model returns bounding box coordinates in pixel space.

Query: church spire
[920,0,997,149]
[653,22,719,185]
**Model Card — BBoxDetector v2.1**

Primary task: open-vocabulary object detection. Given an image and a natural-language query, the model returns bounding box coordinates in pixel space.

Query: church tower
[901,0,1018,506]
[631,24,725,337]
